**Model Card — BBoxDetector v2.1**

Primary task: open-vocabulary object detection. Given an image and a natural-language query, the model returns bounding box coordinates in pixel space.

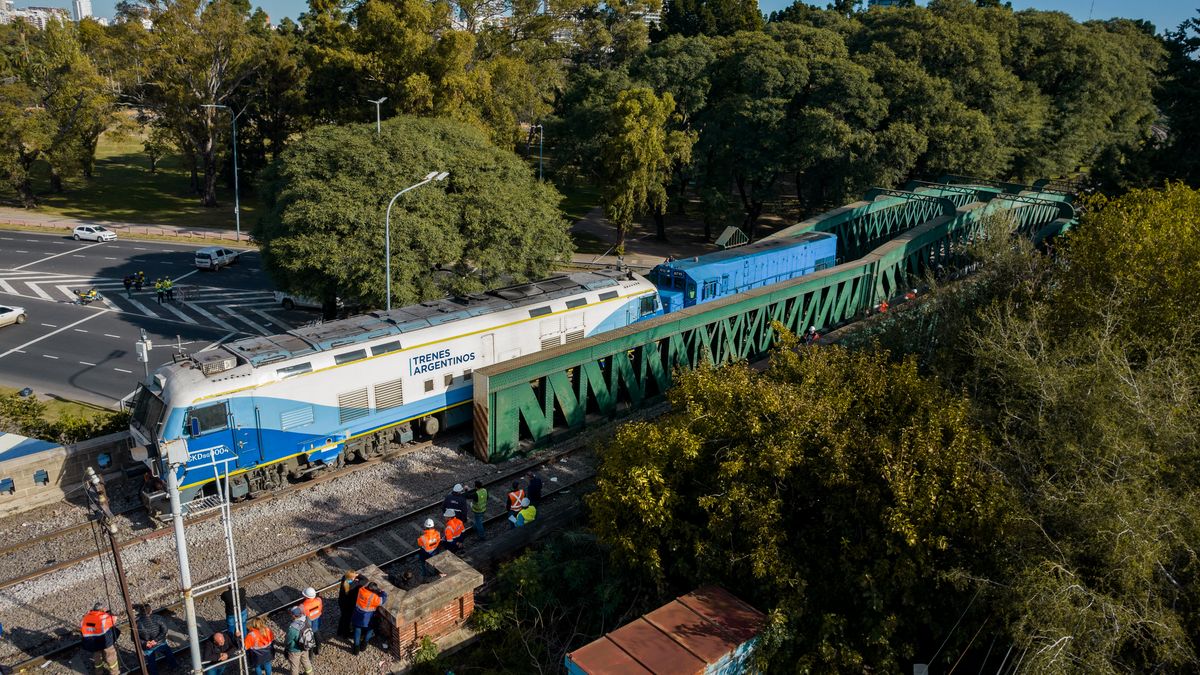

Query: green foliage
[599,88,695,249]
[256,116,572,309]
[588,335,1008,670]
[411,636,439,665]
[660,0,763,38]
[1156,12,1200,185]
[0,393,130,445]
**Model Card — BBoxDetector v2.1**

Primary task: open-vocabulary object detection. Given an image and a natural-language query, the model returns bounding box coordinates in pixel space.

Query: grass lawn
[0,386,117,424]
[556,180,600,222]
[0,130,262,230]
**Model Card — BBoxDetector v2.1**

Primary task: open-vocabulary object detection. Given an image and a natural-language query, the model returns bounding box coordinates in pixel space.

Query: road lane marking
[14,250,26,254]
[103,256,118,260]
[74,328,88,333]
[157,301,197,324]
[25,239,37,242]
[113,367,132,373]
[10,242,105,270]
[0,280,15,295]
[72,254,86,257]
[40,323,57,328]
[80,361,96,366]
[25,282,53,301]
[104,334,121,339]
[183,301,237,332]
[133,247,149,250]
[124,295,163,319]
[172,269,200,283]
[0,312,108,360]
[221,304,270,335]
[42,354,58,359]
[199,331,237,352]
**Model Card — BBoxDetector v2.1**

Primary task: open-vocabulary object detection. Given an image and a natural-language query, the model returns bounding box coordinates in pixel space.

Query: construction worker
[136,603,179,675]
[443,509,465,554]
[244,616,275,675]
[507,481,525,516]
[80,601,119,674]
[417,518,442,578]
[804,326,820,346]
[442,483,468,520]
[351,581,388,655]
[878,299,889,313]
[510,497,537,528]
[336,571,360,639]
[300,586,323,655]
[471,479,488,541]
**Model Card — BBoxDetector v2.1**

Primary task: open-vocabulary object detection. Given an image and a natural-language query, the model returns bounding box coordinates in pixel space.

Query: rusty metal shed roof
[565,586,765,674]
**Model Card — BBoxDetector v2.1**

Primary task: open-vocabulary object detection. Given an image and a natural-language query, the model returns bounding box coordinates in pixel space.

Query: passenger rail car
[649,231,837,313]
[128,270,661,510]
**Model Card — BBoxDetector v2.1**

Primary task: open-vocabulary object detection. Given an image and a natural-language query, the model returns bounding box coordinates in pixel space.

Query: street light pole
[384,171,449,311]
[201,104,243,242]
[533,124,544,181]
[368,97,388,135]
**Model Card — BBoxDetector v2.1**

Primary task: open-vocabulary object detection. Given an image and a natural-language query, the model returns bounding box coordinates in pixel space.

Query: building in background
[71,0,90,21]
[1,5,68,28]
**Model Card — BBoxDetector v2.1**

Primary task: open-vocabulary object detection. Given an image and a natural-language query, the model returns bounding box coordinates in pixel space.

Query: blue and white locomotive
[129,229,838,512]
[129,269,661,508]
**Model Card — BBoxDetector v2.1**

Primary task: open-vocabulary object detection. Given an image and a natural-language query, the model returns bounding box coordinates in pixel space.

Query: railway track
[9,438,590,673]
[0,436,461,594]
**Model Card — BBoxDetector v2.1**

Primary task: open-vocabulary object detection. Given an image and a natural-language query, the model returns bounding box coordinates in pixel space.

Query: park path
[0,205,719,269]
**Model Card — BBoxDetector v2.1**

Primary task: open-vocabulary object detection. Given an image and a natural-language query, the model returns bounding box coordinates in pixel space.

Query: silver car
[0,304,27,327]
[73,225,117,242]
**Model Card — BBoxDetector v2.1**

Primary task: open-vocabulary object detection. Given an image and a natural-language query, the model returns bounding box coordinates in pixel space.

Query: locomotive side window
[278,362,312,379]
[702,279,718,300]
[599,290,619,301]
[188,401,229,436]
[566,298,587,309]
[640,296,656,316]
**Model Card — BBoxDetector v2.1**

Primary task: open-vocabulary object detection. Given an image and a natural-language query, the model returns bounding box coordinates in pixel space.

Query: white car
[73,225,117,242]
[194,246,240,271]
[0,304,27,327]
[273,291,345,311]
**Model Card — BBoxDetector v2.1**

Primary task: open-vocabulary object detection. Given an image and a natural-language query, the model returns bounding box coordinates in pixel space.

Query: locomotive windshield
[130,384,166,440]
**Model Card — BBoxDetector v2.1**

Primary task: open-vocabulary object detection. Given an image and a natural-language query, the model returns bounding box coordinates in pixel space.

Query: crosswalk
[0,268,303,336]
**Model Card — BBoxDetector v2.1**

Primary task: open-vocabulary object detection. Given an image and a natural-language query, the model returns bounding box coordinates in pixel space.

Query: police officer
[80,601,119,674]
[300,586,323,655]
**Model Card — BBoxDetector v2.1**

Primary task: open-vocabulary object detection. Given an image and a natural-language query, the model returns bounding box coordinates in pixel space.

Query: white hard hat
[809,326,816,332]
[424,518,435,528]
[452,483,464,493]
[444,509,456,517]
[521,497,530,507]
[303,587,316,599]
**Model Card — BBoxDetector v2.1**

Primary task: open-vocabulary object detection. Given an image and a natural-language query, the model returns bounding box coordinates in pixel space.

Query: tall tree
[660,0,762,37]
[1157,11,1200,185]
[600,88,694,248]
[141,0,264,206]
[257,116,572,311]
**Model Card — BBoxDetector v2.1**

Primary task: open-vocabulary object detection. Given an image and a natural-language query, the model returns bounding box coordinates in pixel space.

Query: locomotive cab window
[640,295,657,316]
[187,401,229,436]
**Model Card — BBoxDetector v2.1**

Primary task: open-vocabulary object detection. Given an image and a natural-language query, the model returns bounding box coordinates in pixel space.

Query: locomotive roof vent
[193,350,238,376]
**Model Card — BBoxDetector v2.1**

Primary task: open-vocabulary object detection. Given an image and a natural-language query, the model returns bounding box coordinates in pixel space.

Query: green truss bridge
[472,177,1077,461]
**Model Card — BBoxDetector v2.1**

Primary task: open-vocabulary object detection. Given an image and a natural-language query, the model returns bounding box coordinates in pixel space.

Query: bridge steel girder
[472,187,1078,462]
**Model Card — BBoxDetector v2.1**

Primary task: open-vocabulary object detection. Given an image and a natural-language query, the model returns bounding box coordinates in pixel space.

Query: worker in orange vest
[878,299,889,313]
[243,616,275,675]
[417,518,443,579]
[507,480,525,515]
[80,601,120,674]
[443,509,465,554]
[300,587,323,655]
[351,580,388,655]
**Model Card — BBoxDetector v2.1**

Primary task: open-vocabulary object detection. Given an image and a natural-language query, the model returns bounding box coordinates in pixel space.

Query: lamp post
[385,171,449,311]
[200,104,243,242]
[532,123,544,181]
[368,97,388,135]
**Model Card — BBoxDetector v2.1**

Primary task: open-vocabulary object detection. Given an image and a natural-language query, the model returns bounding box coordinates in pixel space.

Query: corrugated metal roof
[566,586,766,674]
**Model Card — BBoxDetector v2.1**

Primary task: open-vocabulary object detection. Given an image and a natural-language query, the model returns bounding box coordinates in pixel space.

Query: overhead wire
[928,585,983,666]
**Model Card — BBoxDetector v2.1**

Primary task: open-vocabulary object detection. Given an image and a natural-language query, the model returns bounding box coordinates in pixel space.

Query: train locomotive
[129,230,837,514]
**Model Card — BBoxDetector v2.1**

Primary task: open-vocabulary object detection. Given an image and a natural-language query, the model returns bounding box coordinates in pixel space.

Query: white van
[194,247,240,271]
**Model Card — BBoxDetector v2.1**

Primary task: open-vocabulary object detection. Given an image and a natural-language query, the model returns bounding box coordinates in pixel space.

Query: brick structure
[0,431,134,516]
[356,553,483,662]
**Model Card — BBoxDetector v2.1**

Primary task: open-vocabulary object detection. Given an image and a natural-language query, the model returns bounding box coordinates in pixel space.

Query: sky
[18,0,1197,36]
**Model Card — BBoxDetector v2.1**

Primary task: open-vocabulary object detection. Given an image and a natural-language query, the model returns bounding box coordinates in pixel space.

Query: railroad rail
[10,438,590,672]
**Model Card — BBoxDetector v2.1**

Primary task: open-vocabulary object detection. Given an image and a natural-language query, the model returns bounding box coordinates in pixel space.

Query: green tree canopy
[589,335,1009,670]
[660,0,763,37]
[256,116,572,311]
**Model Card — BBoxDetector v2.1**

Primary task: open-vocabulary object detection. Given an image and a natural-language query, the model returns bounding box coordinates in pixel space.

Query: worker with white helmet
[417,517,444,579]
[299,586,323,655]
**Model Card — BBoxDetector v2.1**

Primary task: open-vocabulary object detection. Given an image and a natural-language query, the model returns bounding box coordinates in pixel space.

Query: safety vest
[301,597,323,620]
[444,517,464,542]
[356,587,382,613]
[245,627,273,649]
[520,504,537,523]
[417,528,441,553]
[508,489,525,512]
[81,610,115,637]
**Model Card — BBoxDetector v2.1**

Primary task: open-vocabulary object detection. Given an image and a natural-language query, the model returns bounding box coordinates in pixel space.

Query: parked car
[72,225,117,242]
[0,304,27,328]
[194,246,240,271]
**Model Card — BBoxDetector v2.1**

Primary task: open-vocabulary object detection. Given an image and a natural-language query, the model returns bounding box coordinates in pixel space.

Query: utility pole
[368,97,388,135]
[135,329,153,381]
[84,467,149,675]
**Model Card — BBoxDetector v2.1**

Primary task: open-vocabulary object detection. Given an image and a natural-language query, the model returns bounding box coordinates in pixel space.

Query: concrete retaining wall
[0,431,136,516]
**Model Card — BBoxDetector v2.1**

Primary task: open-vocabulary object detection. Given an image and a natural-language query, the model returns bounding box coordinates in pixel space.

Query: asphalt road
[0,229,317,406]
